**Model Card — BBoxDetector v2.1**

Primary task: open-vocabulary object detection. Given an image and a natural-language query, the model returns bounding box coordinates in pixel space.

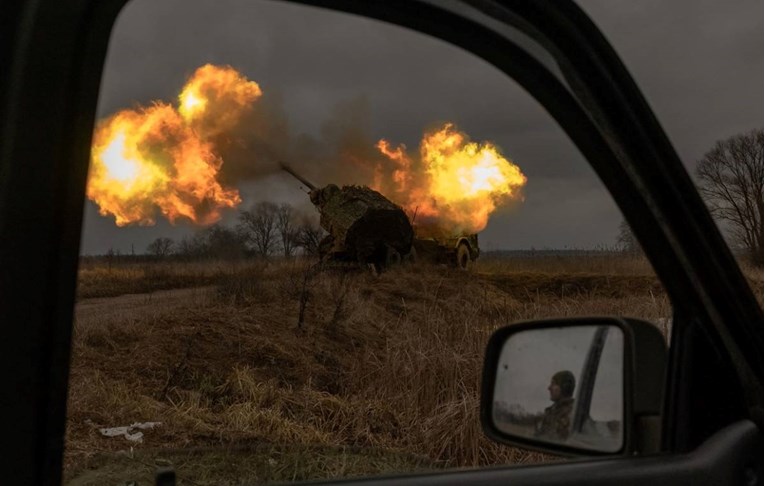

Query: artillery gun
[281,163,415,270]
[281,163,480,270]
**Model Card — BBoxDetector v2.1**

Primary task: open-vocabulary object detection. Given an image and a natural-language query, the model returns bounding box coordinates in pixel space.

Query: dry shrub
[475,252,656,276]
[737,259,764,305]
[66,254,676,484]
[338,262,670,466]
[156,366,409,449]
[77,261,223,299]
[215,262,271,305]
[418,395,547,466]
[340,268,521,466]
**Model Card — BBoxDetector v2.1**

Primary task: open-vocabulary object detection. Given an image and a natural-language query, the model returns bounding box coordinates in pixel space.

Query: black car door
[0,1,760,485]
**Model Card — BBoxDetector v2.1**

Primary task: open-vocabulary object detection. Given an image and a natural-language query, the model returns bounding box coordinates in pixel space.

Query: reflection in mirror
[492,325,624,452]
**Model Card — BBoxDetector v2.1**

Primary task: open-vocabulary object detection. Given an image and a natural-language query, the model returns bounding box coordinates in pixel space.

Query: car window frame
[0,1,760,484]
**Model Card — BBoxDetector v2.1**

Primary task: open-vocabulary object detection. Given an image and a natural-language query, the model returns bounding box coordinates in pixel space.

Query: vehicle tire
[456,243,471,270]
[404,246,417,264]
[385,246,402,267]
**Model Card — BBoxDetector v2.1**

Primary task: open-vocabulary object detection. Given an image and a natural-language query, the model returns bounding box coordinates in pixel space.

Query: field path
[75,286,216,327]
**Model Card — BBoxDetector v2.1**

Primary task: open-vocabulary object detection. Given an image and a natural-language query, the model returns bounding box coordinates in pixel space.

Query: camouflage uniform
[535,396,575,440]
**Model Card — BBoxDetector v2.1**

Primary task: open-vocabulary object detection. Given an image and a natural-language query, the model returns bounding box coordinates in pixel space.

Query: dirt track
[74,286,216,327]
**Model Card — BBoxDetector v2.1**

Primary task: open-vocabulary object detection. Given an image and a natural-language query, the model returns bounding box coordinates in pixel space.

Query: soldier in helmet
[534,370,576,440]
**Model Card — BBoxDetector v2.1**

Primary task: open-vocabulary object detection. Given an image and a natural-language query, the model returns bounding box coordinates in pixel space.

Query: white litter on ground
[98,422,162,443]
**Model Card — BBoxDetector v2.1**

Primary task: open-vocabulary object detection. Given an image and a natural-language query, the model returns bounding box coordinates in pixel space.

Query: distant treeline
[89,201,326,261]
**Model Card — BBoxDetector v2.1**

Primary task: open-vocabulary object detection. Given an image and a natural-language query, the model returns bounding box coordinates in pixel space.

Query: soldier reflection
[497,370,577,441]
[534,370,576,440]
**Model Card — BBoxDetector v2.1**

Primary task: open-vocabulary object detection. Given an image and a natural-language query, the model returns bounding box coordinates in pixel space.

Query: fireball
[88,64,259,226]
[376,123,526,234]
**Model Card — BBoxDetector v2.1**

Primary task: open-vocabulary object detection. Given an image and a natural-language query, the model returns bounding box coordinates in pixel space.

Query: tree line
[146,202,325,260]
[617,129,762,265]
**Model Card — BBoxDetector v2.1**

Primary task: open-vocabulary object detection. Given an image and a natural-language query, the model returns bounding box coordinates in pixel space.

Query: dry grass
[474,252,656,276]
[76,259,261,299]
[737,259,765,299]
[66,253,744,485]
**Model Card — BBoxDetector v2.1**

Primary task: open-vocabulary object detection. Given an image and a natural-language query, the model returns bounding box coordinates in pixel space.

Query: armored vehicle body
[282,164,414,269]
[282,163,479,270]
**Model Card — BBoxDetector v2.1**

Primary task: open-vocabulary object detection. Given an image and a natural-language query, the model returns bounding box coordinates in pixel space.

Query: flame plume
[375,123,527,235]
[88,63,524,235]
[88,64,260,226]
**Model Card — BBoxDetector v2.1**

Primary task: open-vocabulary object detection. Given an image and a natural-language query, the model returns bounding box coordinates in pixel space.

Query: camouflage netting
[311,185,414,264]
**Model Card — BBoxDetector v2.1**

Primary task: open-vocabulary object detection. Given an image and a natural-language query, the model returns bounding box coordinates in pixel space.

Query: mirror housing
[480,317,667,456]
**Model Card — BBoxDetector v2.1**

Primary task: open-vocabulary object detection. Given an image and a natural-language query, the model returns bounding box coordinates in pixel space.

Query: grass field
[64,253,761,485]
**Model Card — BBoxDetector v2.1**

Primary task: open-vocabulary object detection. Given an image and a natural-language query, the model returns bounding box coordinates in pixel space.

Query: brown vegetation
[64,254,759,485]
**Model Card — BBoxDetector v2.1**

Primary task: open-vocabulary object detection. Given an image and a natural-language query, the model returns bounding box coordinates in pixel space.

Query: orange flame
[375,123,526,235]
[179,64,262,135]
[88,64,260,226]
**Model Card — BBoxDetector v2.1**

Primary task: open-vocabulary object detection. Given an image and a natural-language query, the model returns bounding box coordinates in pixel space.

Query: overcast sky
[80,0,763,255]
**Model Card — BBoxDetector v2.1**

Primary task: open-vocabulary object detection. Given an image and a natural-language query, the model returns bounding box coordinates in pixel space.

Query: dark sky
[80,0,763,255]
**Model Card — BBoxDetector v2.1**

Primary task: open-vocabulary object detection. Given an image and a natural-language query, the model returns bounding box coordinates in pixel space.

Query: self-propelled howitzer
[280,163,415,269]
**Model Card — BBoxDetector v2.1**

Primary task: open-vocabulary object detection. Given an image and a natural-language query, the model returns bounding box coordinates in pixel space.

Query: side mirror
[480,317,667,456]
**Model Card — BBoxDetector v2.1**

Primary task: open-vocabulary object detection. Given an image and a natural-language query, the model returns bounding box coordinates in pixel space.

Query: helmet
[552,370,576,398]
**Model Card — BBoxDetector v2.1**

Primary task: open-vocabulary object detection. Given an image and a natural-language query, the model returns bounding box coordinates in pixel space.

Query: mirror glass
[492,325,624,452]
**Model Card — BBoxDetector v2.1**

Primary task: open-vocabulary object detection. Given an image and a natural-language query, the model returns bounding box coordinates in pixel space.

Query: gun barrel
[280,162,317,191]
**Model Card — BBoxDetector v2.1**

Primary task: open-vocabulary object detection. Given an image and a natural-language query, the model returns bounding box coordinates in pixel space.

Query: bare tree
[239,201,279,257]
[147,237,174,258]
[696,129,763,265]
[204,224,248,260]
[176,225,246,260]
[295,219,325,256]
[276,203,299,257]
[177,232,209,259]
[176,235,201,259]
[105,247,117,270]
[616,220,641,254]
